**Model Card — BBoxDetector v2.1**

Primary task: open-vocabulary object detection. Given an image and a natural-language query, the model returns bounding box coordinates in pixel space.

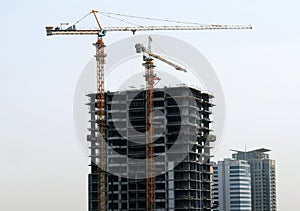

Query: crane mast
[144,56,155,211]
[45,10,252,211]
[94,37,106,211]
[91,10,107,211]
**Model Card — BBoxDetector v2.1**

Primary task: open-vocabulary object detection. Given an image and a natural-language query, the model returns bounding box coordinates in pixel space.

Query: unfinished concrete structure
[87,86,215,210]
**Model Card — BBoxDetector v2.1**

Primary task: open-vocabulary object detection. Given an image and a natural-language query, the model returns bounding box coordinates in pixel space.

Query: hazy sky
[1,0,300,210]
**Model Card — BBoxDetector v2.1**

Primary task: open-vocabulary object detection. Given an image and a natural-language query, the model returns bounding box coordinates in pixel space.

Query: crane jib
[46,25,252,36]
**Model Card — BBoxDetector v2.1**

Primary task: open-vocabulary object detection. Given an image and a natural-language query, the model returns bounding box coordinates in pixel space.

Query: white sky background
[1,0,299,210]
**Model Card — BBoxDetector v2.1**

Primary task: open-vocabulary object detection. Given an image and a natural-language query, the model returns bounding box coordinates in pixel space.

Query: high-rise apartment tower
[212,158,252,211]
[231,148,276,211]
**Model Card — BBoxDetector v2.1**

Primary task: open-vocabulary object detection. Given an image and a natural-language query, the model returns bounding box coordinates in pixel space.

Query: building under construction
[44,9,252,211]
[87,86,215,210]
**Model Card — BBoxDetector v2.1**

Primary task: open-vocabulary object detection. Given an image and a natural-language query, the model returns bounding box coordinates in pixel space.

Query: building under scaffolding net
[87,86,216,211]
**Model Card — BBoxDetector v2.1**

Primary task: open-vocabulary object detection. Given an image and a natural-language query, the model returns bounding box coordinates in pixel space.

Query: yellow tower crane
[135,36,187,210]
[45,10,252,211]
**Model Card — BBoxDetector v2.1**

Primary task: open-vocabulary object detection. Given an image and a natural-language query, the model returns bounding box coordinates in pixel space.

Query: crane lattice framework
[45,10,252,211]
